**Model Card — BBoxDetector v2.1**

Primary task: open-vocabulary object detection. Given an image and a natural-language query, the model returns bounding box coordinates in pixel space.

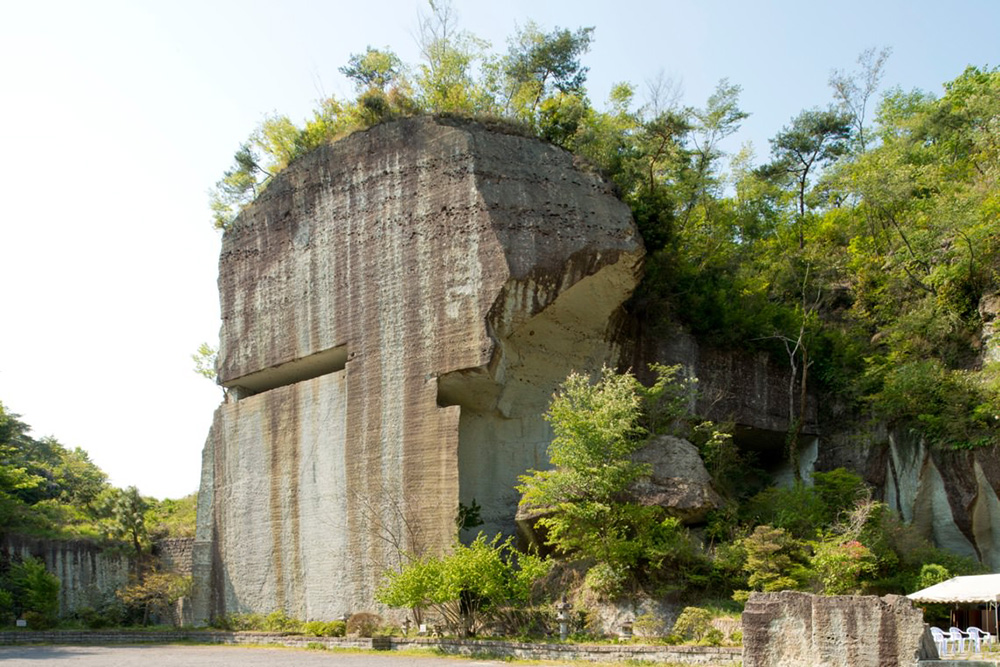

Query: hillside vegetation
[212,5,999,453]
[0,400,195,543]
[208,2,999,636]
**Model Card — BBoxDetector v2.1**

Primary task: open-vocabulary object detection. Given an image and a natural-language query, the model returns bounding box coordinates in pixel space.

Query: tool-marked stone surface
[192,117,643,622]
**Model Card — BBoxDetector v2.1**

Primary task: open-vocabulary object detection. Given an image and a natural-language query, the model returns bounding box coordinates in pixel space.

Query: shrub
[633,612,668,639]
[347,612,382,637]
[742,525,808,592]
[672,606,712,642]
[117,572,191,626]
[917,563,951,590]
[9,557,59,626]
[700,626,724,646]
[304,620,346,637]
[211,611,304,633]
[376,533,550,636]
[22,610,57,630]
[584,562,628,599]
[0,589,13,625]
[810,538,877,595]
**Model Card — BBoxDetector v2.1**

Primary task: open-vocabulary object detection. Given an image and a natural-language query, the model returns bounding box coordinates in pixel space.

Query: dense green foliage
[0,557,60,627]
[212,2,999,451]
[0,400,198,626]
[1,400,109,540]
[517,366,708,598]
[0,400,197,543]
[376,533,550,636]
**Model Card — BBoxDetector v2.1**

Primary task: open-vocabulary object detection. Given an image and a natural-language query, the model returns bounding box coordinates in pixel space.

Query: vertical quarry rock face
[1,536,129,616]
[192,117,643,622]
[742,591,930,667]
[875,433,1000,569]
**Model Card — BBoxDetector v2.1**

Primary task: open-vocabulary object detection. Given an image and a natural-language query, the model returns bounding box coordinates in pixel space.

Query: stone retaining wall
[0,631,741,664]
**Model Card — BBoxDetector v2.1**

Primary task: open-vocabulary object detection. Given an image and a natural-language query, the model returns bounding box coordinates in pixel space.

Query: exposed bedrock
[632,330,820,484]
[629,435,724,524]
[192,117,643,623]
[821,430,1000,570]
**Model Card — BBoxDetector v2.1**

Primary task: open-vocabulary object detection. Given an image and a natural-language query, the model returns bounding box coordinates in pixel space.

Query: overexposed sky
[0,0,997,499]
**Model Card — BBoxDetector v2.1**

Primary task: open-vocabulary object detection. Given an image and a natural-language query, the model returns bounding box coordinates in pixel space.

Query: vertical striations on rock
[742,591,931,667]
[191,116,644,623]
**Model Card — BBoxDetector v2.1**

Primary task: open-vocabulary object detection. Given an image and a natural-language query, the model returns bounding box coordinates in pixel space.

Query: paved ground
[0,645,521,666]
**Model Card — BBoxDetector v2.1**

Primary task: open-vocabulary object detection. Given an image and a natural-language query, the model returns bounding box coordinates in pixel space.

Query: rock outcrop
[821,430,1000,570]
[192,117,643,623]
[742,591,932,666]
[1,535,129,616]
[629,435,723,523]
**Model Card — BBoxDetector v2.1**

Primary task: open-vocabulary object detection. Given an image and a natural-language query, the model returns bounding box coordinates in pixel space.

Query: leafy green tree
[0,403,45,521]
[104,486,150,581]
[517,367,646,566]
[810,538,877,595]
[7,557,60,627]
[414,0,492,114]
[741,524,808,594]
[518,366,710,597]
[117,571,191,626]
[376,533,549,635]
[829,47,891,153]
[498,23,593,123]
[191,342,217,381]
[761,108,852,248]
[340,46,405,92]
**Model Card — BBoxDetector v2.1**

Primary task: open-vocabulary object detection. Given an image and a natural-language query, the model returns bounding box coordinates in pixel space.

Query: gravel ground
[0,645,522,666]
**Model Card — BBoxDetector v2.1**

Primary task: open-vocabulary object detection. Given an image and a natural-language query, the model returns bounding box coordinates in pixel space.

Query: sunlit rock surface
[191,117,643,622]
[742,591,932,666]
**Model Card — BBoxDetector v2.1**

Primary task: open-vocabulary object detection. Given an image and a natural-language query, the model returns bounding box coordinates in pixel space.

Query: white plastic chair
[931,627,954,655]
[966,626,993,652]
[949,626,968,652]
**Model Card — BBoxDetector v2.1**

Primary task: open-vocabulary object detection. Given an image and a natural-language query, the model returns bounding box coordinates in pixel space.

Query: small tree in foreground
[4,557,60,628]
[517,366,708,597]
[376,533,549,636]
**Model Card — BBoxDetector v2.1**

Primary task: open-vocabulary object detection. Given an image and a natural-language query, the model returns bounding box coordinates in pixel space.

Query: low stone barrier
[742,591,932,667]
[0,630,741,664]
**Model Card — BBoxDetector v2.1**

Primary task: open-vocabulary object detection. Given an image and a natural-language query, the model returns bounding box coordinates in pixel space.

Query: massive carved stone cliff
[191,117,643,622]
[190,115,1000,626]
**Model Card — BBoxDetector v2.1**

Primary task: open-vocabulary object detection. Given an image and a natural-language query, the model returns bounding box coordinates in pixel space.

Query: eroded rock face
[629,435,723,523]
[742,591,931,667]
[1,535,129,617]
[633,331,818,437]
[841,431,1000,570]
[192,117,643,623]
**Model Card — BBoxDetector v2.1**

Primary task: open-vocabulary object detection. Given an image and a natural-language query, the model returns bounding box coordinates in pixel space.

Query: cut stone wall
[633,331,818,437]
[742,591,932,667]
[155,538,194,577]
[193,117,643,623]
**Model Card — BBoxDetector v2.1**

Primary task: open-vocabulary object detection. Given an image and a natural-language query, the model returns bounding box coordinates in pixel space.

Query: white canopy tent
[908,574,1000,634]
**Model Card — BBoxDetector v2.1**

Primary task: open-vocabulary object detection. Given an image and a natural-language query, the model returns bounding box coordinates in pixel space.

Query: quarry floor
[0,645,532,667]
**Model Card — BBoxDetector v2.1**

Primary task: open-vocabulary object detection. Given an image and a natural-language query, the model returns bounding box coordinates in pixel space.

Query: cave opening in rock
[732,425,819,490]
[439,270,635,543]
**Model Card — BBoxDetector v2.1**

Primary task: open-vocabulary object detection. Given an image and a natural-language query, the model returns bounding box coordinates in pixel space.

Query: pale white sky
[0,0,997,499]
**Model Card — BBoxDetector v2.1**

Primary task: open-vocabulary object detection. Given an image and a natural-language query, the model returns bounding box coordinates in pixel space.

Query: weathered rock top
[217,116,641,389]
